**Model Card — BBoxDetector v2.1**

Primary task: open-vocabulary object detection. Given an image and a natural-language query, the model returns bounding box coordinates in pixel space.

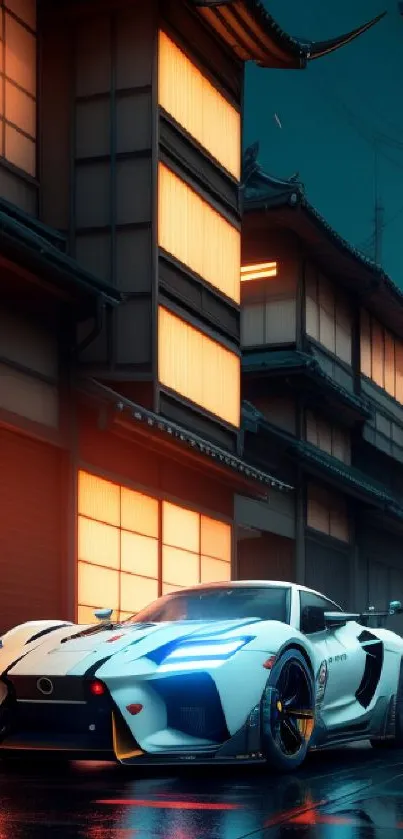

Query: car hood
[2,618,263,678]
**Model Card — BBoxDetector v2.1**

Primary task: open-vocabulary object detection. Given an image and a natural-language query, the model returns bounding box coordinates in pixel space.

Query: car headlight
[158,637,253,672]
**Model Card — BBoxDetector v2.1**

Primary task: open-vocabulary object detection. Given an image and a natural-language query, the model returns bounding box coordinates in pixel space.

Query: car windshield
[123,586,290,624]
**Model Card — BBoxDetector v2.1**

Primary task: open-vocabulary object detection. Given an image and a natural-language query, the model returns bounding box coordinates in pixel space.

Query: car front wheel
[261,648,315,772]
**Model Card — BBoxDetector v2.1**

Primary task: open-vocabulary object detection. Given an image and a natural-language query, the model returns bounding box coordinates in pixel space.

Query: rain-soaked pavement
[1,743,403,838]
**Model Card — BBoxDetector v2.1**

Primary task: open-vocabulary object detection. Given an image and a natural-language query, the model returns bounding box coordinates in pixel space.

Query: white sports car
[1,581,403,772]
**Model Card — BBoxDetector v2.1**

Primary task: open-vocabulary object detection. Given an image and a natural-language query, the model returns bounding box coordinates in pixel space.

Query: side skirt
[310,695,390,750]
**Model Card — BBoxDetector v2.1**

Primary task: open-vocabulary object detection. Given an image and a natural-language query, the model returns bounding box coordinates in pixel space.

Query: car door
[299,591,368,729]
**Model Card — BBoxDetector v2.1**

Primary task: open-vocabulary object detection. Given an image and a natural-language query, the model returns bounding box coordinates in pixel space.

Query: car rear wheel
[371,660,403,750]
[261,649,315,772]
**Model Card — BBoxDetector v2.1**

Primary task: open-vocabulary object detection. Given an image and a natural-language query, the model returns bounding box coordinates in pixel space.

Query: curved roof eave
[190,1,386,69]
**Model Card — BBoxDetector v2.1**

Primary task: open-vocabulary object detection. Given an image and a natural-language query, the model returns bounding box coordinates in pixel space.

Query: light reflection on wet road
[1,743,403,838]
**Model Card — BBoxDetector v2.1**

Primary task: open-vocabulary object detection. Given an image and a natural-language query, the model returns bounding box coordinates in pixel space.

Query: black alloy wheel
[261,648,315,772]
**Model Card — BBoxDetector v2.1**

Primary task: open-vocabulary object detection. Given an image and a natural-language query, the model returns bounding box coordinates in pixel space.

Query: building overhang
[242,349,372,425]
[0,199,120,321]
[290,439,394,509]
[358,504,403,537]
[242,402,393,509]
[78,378,293,500]
[190,1,386,69]
[243,147,403,340]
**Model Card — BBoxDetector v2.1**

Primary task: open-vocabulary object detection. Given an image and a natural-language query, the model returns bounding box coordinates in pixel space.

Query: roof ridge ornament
[242,143,305,198]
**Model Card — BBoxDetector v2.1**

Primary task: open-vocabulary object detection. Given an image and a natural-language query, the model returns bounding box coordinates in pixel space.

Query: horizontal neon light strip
[241,261,277,282]
[159,659,224,672]
[97,799,242,810]
[167,639,247,659]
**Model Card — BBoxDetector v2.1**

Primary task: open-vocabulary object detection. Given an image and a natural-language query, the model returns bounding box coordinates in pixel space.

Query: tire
[371,661,403,751]
[261,648,315,772]
[0,680,17,746]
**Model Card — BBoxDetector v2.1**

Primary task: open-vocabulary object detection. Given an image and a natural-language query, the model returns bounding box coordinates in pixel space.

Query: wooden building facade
[240,145,403,631]
[0,0,385,632]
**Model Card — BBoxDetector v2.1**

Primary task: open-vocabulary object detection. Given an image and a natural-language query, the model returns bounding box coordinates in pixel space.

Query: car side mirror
[94,608,113,623]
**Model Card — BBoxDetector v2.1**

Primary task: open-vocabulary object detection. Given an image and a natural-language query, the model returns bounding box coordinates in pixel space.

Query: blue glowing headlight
[158,637,253,672]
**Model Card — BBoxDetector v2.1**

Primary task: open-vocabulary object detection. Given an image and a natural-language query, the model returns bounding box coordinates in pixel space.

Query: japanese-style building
[240,144,403,631]
[0,0,385,632]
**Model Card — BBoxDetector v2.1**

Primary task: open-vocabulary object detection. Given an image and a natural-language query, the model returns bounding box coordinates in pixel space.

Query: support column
[295,469,306,584]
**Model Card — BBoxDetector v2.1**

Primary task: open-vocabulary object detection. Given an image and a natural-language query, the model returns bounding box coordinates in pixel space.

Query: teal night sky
[244,0,403,286]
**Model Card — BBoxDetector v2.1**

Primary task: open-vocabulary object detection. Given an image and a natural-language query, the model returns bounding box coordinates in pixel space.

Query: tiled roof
[191,2,386,69]
[242,402,393,506]
[0,201,121,307]
[242,349,372,419]
[291,439,394,505]
[242,144,403,313]
[81,379,293,493]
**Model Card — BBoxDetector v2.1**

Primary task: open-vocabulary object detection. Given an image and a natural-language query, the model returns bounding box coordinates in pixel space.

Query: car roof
[165,580,332,600]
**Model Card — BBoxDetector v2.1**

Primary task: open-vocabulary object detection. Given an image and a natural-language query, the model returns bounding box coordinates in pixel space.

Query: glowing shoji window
[77,472,160,624]
[77,471,232,622]
[158,31,241,180]
[158,163,241,303]
[162,502,232,595]
[0,1,37,175]
[158,305,240,427]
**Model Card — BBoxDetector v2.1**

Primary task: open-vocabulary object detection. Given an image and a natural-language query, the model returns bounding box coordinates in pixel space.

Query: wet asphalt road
[1,743,403,839]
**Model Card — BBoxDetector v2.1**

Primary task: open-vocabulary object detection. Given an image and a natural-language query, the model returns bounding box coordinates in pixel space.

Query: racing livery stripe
[83,656,114,679]
[26,625,71,645]
[2,651,33,678]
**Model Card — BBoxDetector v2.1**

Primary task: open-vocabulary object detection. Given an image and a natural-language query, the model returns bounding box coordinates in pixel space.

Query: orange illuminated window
[201,556,230,583]
[241,262,277,282]
[78,562,120,612]
[0,2,37,175]
[78,471,120,525]
[120,487,158,537]
[78,518,120,569]
[119,573,158,614]
[162,546,200,588]
[161,502,231,591]
[158,163,240,303]
[158,306,240,427]
[360,309,403,405]
[158,31,241,180]
[77,471,232,622]
[201,515,232,561]
[163,502,200,552]
[120,531,159,578]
